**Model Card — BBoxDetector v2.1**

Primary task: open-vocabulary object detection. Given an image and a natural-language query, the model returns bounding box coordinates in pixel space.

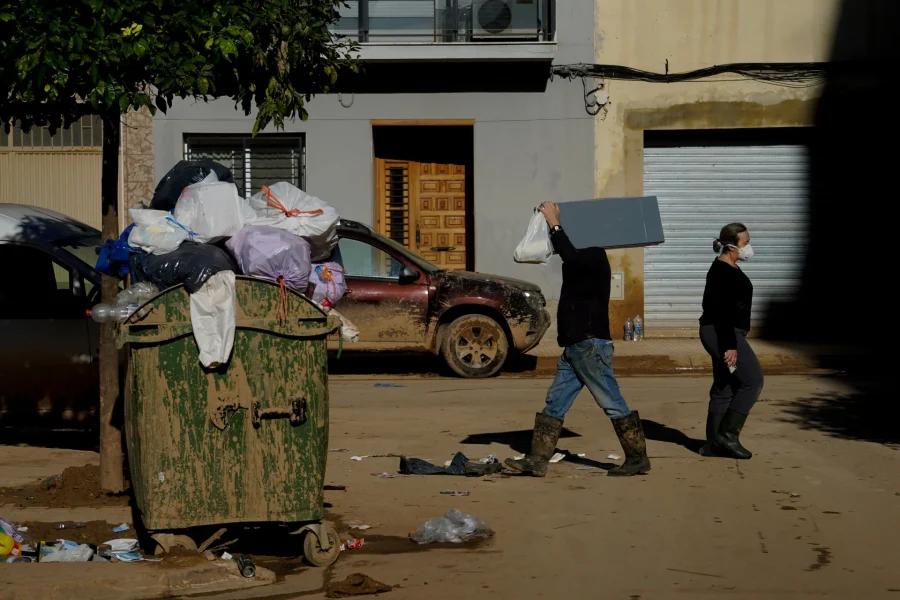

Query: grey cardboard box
[557,196,665,250]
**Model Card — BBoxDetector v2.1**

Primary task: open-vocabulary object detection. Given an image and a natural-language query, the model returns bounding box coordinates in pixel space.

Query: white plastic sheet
[128,209,190,255]
[189,270,236,368]
[247,182,339,261]
[513,210,553,264]
[330,308,360,342]
[174,182,253,243]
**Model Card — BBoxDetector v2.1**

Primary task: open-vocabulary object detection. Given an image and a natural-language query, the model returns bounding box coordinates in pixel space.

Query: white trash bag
[247,183,340,261]
[174,182,253,243]
[127,209,191,255]
[513,210,553,264]
[189,270,236,368]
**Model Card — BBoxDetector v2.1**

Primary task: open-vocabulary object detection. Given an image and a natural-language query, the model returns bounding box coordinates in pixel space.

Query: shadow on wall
[763,0,899,443]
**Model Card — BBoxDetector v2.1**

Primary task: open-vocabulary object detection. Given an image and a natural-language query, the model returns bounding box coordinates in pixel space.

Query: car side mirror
[399,266,420,285]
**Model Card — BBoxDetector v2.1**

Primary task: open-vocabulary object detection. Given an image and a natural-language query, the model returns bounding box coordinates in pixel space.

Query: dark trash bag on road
[150,159,235,211]
[130,242,237,294]
[399,452,503,477]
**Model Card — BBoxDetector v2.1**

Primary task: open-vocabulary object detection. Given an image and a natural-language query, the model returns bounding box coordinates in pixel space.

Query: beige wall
[593,0,841,337]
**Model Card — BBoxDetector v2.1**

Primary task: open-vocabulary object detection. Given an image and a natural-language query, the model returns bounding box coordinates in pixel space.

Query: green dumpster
[118,276,342,566]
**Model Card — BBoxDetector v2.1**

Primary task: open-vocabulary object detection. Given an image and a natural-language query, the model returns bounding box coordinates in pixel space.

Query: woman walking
[698,223,763,459]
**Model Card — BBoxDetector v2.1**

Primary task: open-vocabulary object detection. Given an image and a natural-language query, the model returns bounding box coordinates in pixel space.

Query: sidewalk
[527,336,850,375]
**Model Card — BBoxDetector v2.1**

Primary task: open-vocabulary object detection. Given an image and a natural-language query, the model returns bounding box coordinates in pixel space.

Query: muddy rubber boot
[714,410,752,459]
[607,411,651,476]
[504,413,563,477]
[698,412,726,457]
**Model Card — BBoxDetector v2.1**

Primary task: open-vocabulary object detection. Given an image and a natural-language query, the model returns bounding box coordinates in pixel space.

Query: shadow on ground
[642,419,706,453]
[777,379,899,447]
[327,352,538,377]
[459,427,581,455]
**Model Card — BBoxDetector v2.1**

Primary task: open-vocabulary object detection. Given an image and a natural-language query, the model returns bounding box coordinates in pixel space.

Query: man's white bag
[513,210,553,264]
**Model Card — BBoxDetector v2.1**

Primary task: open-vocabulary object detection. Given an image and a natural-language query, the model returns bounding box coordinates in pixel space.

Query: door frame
[371,120,475,270]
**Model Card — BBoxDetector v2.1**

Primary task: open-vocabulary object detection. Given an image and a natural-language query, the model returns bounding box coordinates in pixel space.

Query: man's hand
[538,201,561,228]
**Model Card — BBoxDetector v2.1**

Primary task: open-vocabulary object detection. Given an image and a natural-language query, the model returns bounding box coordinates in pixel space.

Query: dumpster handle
[118,320,339,348]
[251,399,307,428]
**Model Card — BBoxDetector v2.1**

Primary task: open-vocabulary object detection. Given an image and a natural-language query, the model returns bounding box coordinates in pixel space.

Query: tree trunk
[99,111,124,493]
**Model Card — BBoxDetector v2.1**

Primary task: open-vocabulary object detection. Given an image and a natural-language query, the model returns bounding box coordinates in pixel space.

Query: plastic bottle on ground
[624,318,633,341]
[633,315,643,341]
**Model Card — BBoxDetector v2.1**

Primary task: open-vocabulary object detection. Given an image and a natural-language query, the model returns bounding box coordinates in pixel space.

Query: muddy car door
[332,237,429,347]
[0,244,94,427]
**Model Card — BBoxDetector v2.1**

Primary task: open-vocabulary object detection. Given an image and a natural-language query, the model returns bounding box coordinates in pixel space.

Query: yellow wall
[593,0,842,336]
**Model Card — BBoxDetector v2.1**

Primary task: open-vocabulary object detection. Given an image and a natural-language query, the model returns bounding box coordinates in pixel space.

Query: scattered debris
[401,453,502,476]
[54,521,86,530]
[197,527,228,553]
[325,485,347,491]
[112,523,130,533]
[349,525,372,530]
[326,572,393,598]
[478,454,497,464]
[351,456,369,461]
[549,453,566,464]
[236,555,256,578]
[790,493,801,498]
[440,490,470,497]
[0,518,24,543]
[330,448,350,453]
[374,383,406,388]
[222,551,234,561]
[607,454,621,461]
[341,538,365,551]
[371,472,398,479]
[409,509,493,544]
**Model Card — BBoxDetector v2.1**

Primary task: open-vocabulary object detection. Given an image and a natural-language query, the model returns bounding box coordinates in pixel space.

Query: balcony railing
[331,0,554,43]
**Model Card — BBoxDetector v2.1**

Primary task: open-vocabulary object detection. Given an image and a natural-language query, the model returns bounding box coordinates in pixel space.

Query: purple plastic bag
[226,226,311,293]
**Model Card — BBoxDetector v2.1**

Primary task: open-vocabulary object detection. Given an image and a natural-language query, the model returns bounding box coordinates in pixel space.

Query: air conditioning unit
[472,0,540,41]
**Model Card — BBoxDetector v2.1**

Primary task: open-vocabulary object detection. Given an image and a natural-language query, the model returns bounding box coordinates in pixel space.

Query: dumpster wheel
[302,524,341,567]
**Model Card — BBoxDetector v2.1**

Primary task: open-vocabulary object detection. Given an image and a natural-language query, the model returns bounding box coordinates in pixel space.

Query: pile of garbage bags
[95,160,358,368]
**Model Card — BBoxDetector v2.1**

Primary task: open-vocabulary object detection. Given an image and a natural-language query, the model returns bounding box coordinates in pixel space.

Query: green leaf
[197,76,209,95]
[122,42,133,57]
[0,12,14,22]
[134,39,148,57]
[205,37,214,50]
[89,62,98,83]
[118,93,131,113]
[219,38,237,58]
[155,94,167,114]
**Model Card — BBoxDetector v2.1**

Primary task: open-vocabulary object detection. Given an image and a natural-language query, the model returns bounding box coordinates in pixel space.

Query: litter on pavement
[409,509,494,544]
[341,538,365,551]
[351,456,369,461]
[374,383,407,388]
[400,452,503,477]
[371,472,398,479]
[112,523,130,533]
[440,490,470,497]
[607,453,622,460]
[549,453,566,464]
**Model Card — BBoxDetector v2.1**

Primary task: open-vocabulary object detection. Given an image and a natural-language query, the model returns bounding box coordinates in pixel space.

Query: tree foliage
[0,0,358,134]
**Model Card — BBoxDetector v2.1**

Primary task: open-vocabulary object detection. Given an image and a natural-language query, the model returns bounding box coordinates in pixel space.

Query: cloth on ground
[399,452,503,476]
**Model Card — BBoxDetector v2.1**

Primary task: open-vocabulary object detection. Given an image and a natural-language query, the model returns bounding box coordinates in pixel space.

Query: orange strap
[261,185,324,217]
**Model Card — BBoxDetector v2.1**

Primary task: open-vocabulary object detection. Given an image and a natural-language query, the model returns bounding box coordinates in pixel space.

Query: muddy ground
[2,375,898,599]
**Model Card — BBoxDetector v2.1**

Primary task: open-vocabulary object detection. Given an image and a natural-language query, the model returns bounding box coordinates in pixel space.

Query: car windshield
[56,235,102,271]
[367,231,441,273]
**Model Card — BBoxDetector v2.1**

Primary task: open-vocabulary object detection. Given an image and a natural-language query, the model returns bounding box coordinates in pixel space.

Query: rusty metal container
[118,276,341,564]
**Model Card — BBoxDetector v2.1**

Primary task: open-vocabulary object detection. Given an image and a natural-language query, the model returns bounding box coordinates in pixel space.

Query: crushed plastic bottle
[409,509,494,544]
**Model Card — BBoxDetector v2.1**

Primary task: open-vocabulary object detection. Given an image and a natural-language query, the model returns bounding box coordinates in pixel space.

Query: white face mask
[729,243,754,261]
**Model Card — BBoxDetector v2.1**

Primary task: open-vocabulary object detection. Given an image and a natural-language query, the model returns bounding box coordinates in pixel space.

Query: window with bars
[1,116,103,149]
[183,134,306,198]
[381,162,411,247]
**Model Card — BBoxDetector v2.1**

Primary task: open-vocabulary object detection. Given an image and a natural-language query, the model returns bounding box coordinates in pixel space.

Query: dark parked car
[0,205,549,427]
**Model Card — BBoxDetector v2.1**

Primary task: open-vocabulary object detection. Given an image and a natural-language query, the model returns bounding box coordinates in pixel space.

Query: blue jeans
[542,338,632,420]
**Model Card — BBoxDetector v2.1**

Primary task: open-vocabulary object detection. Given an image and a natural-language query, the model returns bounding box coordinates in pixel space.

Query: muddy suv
[333,220,550,378]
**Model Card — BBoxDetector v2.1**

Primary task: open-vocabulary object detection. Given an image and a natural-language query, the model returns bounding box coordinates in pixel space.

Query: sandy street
[3,375,898,599]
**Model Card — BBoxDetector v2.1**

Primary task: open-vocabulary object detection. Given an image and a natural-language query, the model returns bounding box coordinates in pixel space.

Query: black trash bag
[149,159,235,211]
[130,242,237,294]
[399,453,503,477]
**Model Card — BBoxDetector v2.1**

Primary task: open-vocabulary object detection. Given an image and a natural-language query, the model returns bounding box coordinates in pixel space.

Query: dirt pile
[326,573,394,598]
[0,464,130,508]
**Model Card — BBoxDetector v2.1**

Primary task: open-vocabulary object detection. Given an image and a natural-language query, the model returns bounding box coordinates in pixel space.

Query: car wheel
[441,313,509,378]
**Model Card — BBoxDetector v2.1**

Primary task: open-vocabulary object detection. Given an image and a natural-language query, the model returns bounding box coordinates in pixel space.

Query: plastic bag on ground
[190,270,236,368]
[513,210,553,264]
[41,543,94,562]
[309,261,347,309]
[226,226,311,293]
[151,159,234,211]
[127,209,191,255]
[173,182,254,243]
[130,242,238,294]
[409,509,494,544]
[247,183,339,261]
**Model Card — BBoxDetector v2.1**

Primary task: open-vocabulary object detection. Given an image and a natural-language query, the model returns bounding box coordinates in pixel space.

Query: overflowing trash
[409,509,493,544]
[94,158,356,367]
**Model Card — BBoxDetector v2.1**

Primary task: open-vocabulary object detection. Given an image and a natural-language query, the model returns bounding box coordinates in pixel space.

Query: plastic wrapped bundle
[226,226,312,293]
[130,242,238,294]
[247,182,339,261]
[173,181,254,243]
[151,160,234,211]
[127,209,192,255]
[309,260,347,309]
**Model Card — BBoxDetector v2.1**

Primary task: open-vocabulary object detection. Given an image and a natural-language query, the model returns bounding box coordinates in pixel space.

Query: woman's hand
[538,202,561,228]
[724,349,738,369]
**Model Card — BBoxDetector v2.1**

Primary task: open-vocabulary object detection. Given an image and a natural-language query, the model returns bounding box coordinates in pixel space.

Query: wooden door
[416,162,467,270]
[375,158,468,271]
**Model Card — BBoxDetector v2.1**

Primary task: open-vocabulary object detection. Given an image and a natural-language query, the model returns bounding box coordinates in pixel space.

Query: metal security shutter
[643,144,809,334]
